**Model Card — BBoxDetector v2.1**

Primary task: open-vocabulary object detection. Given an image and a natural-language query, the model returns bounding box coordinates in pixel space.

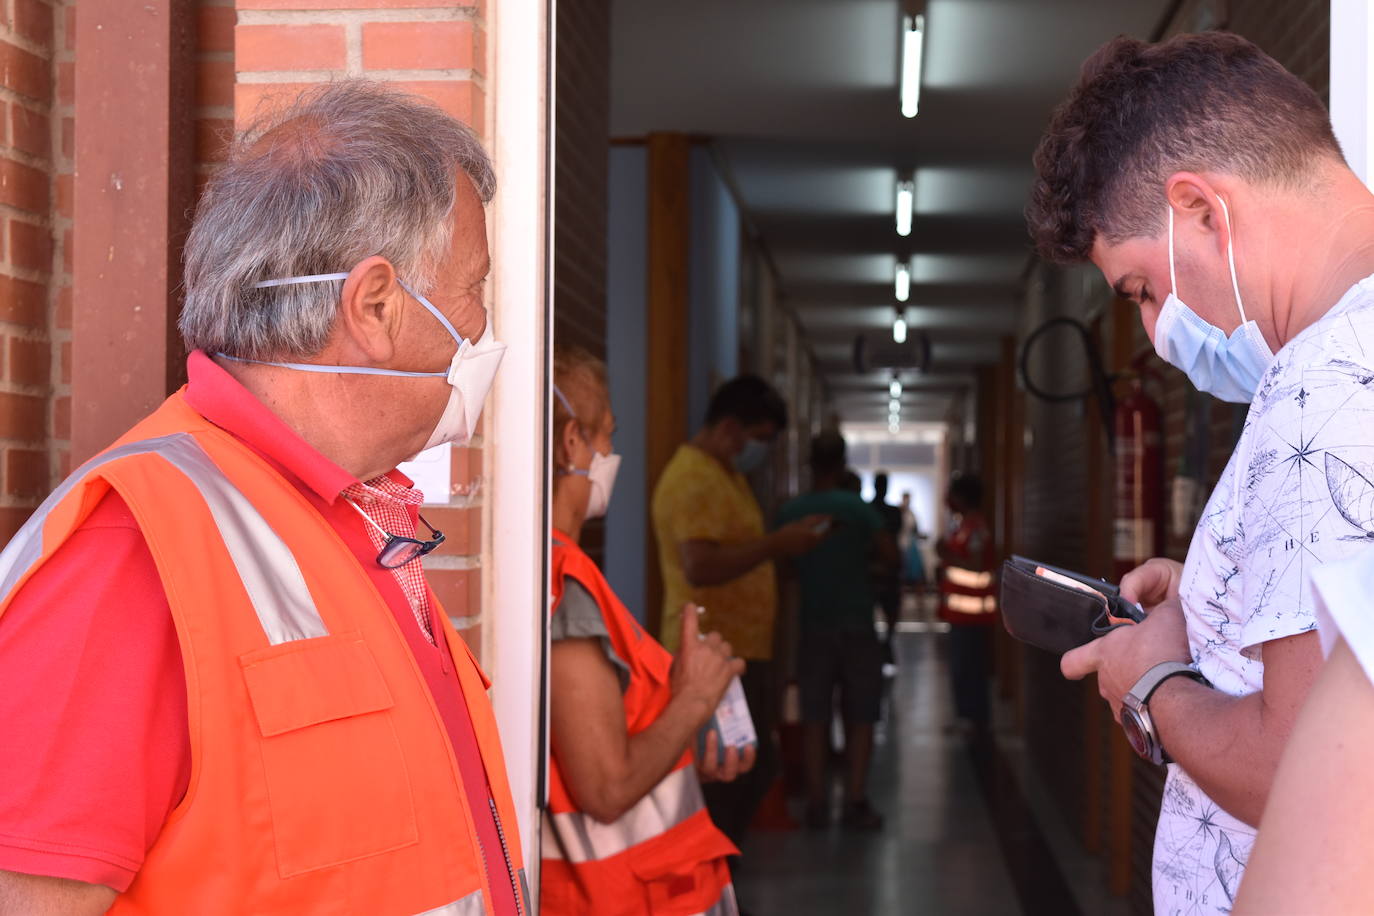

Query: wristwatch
[1119,661,1211,766]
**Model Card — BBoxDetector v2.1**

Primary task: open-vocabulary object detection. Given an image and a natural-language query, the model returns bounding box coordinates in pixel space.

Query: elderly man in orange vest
[0,82,527,915]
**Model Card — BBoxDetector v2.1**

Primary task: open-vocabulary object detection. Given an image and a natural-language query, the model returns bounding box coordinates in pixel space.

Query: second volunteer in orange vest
[542,346,751,916]
[937,473,998,731]
[0,83,528,914]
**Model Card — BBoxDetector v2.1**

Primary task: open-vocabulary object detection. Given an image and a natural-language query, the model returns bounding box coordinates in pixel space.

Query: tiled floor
[733,631,1123,916]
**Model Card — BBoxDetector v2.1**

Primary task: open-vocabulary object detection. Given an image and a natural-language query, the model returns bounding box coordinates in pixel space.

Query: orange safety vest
[541,532,738,916]
[0,392,529,916]
[939,512,998,626]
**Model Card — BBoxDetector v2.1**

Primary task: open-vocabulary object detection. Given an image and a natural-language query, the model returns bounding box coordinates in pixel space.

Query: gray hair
[180,80,496,359]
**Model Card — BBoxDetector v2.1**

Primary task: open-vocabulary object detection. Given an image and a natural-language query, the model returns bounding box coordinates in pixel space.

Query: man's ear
[1165,171,1230,255]
[337,256,402,363]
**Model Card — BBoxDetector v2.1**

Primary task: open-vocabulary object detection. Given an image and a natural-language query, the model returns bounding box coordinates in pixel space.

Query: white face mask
[553,385,621,519]
[223,272,507,449]
[1152,198,1274,403]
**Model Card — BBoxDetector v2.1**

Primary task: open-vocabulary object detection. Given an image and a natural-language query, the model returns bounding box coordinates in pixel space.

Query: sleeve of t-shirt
[551,578,631,692]
[1238,350,1374,656]
[0,491,190,892]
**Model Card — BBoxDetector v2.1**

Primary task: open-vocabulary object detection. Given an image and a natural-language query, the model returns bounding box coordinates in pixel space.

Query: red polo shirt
[0,352,519,914]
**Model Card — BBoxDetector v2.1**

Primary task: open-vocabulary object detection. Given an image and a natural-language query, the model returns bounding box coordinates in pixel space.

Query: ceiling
[610,0,1170,424]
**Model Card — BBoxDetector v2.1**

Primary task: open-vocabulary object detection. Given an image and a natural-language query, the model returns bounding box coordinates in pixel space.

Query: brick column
[0,0,57,541]
[234,0,489,649]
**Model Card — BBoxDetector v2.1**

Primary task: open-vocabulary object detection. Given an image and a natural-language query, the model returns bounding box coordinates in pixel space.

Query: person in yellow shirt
[652,374,829,849]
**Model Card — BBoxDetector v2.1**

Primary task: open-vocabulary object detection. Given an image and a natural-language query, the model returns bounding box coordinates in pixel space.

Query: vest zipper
[489,797,524,915]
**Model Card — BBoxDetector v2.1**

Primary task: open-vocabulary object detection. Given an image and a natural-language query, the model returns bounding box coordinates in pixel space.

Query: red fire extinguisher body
[1113,381,1164,581]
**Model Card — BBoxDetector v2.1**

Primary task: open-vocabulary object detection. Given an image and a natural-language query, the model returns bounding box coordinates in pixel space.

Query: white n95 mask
[1153,199,1273,403]
[224,272,507,448]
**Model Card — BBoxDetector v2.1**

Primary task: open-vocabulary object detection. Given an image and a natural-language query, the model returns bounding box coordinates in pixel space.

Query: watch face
[1121,711,1150,759]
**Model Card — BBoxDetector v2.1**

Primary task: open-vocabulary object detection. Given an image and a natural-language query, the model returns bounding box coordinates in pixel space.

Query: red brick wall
[0,0,56,540]
[0,0,239,543]
[233,0,489,646]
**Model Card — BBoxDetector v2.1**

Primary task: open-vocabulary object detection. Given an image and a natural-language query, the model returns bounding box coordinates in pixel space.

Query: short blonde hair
[552,343,609,464]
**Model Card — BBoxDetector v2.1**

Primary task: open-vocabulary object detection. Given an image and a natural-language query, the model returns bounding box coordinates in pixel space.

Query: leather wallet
[999,556,1144,655]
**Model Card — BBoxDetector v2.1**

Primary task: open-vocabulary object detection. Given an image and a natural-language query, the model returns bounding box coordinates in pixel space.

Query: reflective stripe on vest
[944,592,998,614]
[0,433,327,645]
[944,566,993,590]
[415,889,484,916]
[542,764,703,863]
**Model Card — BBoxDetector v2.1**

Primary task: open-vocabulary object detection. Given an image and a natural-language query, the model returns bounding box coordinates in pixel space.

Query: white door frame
[486,0,554,891]
[1332,0,1374,185]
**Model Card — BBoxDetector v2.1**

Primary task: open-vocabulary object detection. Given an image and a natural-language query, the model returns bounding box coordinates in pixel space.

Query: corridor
[735,631,1131,916]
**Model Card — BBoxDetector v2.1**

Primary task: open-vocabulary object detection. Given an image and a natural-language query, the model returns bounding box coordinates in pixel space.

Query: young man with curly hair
[1029,31,1374,914]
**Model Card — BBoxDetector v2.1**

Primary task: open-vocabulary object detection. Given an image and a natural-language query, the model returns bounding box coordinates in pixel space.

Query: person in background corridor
[899,492,928,594]
[652,375,828,848]
[543,345,747,916]
[0,82,527,914]
[778,432,898,830]
[1029,31,1374,913]
[868,472,905,661]
[936,474,998,734]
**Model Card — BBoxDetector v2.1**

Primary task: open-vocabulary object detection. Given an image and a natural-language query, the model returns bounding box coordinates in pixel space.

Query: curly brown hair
[1026,32,1340,264]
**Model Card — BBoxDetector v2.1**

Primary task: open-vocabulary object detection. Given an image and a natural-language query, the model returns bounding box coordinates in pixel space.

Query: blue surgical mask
[1153,198,1273,403]
[733,437,770,474]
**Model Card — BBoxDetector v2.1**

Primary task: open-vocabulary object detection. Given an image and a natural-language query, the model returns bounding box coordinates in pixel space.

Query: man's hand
[1119,557,1185,609]
[696,732,758,783]
[1061,598,1192,719]
[670,604,745,726]
[771,515,832,558]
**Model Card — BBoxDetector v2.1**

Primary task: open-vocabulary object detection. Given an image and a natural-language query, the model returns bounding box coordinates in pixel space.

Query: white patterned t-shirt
[1153,273,1374,916]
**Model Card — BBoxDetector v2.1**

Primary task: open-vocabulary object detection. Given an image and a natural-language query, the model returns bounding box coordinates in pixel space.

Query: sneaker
[841,799,885,831]
[804,802,831,829]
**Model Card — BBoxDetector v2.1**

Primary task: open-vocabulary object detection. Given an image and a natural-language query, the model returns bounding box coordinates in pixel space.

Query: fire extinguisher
[1113,373,1164,581]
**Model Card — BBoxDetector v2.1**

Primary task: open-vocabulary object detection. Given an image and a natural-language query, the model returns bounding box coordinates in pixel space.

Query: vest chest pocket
[240,633,420,878]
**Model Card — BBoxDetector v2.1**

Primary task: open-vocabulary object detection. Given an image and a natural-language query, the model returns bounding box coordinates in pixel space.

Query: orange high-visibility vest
[939,512,998,626]
[0,392,529,916]
[541,532,738,916]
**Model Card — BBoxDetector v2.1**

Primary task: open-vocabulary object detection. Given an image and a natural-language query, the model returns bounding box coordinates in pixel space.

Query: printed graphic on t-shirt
[1153,277,1374,916]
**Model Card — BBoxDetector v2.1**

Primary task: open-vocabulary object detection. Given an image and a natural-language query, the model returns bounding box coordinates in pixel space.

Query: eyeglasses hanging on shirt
[344,498,446,568]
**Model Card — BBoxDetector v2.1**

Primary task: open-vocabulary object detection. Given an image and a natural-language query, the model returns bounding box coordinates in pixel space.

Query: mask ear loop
[1215,197,1250,325]
[1168,204,1178,297]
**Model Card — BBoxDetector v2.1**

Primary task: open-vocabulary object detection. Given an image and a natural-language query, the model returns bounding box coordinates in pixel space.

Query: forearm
[581,694,710,823]
[0,871,116,916]
[1149,679,1278,827]
[683,536,777,587]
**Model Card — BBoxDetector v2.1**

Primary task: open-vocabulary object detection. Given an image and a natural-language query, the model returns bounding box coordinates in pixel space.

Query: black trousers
[947,625,991,725]
[702,659,777,848]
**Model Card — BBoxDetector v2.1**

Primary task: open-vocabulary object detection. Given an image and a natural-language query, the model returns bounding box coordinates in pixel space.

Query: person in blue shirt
[777,431,898,830]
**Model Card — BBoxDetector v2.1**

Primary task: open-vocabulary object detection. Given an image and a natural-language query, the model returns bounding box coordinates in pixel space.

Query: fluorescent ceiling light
[895,179,914,237]
[894,261,910,301]
[889,378,902,398]
[901,14,925,118]
[892,314,908,344]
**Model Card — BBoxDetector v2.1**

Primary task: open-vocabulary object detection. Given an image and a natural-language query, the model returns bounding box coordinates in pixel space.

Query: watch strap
[1127,661,1209,705]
